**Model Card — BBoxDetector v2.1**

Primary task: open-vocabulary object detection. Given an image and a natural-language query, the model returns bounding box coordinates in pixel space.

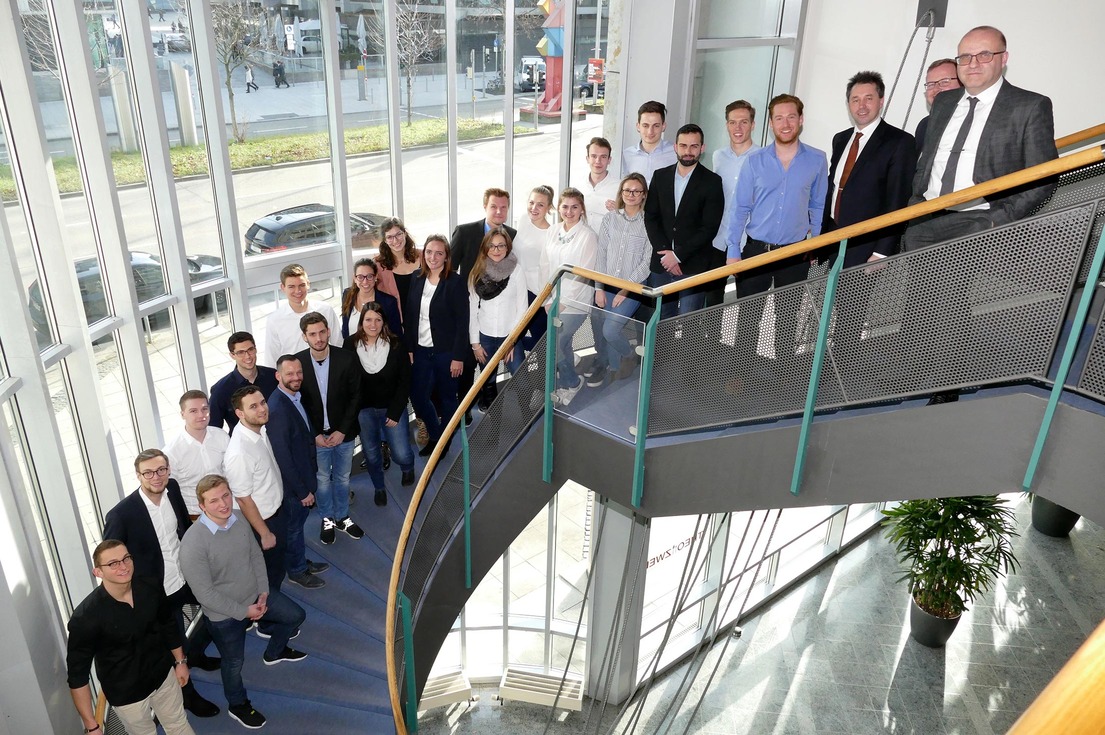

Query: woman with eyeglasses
[589,173,651,385]
[540,187,598,406]
[468,227,529,410]
[375,218,422,318]
[513,185,555,350]
[340,258,403,340]
[344,302,417,505]
[403,236,470,457]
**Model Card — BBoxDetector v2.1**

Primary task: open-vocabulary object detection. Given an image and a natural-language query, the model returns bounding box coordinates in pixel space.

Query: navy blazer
[402,272,470,358]
[296,345,362,441]
[643,162,726,276]
[339,287,404,342]
[912,81,1058,225]
[265,388,318,502]
[822,120,916,266]
[102,481,191,583]
[450,220,518,278]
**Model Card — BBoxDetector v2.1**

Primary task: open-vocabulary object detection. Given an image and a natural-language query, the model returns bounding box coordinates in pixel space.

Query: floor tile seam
[1025,542,1097,635]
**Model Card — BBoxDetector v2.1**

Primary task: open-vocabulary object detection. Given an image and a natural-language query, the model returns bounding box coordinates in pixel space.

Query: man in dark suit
[266,354,330,589]
[450,188,517,417]
[902,25,1058,404]
[914,58,961,158]
[643,123,726,319]
[295,312,364,545]
[102,449,220,718]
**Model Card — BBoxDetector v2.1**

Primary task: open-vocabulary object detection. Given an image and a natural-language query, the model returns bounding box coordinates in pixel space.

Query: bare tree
[210,0,260,142]
[368,2,443,127]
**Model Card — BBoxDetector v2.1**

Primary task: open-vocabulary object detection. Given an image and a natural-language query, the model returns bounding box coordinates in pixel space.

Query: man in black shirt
[208,331,278,433]
[67,540,195,735]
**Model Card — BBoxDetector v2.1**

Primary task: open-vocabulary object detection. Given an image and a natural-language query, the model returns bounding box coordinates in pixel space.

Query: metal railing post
[399,592,418,731]
[1023,222,1105,489]
[791,240,847,496]
[462,424,472,589]
[631,295,662,507]
[543,280,562,483]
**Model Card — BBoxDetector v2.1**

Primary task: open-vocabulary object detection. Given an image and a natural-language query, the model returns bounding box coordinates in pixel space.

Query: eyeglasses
[354,274,377,282]
[923,77,959,90]
[385,232,406,242]
[621,188,645,195]
[231,346,257,357]
[99,554,134,570]
[954,49,1004,66]
[139,466,170,480]
[488,243,508,251]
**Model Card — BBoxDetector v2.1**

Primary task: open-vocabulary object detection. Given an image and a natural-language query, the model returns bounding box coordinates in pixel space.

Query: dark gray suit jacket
[911,81,1057,225]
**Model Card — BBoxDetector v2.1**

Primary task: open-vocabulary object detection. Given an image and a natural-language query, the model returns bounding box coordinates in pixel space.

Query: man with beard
[726,94,828,377]
[643,123,726,319]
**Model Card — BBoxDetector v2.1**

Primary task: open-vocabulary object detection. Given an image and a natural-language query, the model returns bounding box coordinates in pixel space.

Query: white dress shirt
[264,299,340,365]
[923,78,1003,211]
[224,425,284,519]
[140,491,186,595]
[580,171,621,233]
[163,426,230,515]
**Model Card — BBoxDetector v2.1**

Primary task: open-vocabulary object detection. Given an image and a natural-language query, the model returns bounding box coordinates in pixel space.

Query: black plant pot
[1031,496,1081,538]
[909,597,961,648]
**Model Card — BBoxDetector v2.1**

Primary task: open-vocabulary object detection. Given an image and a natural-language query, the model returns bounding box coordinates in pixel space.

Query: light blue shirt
[712,143,760,254]
[198,512,237,534]
[311,352,332,430]
[278,385,311,430]
[673,166,693,213]
[726,142,828,258]
[621,139,677,184]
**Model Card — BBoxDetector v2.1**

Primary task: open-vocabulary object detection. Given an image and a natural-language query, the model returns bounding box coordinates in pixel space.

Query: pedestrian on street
[245,64,259,94]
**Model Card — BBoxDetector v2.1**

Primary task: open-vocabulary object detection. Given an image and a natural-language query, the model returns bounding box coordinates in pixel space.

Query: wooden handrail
[1007,617,1105,734]
[384,136,1105,734]
[1057,122,1105,151]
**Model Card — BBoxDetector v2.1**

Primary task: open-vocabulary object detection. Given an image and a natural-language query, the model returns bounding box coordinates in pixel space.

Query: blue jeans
[596,288,642,369]
[358,406,415,489]
[647,271,706,319]
[315,439,354,520]
[282,493,309,577]
[554,312,587,389]
[206,591,305,707]
[410,347,459,443]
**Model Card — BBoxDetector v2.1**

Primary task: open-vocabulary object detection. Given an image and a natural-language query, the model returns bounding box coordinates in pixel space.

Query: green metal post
[631,294,662,508]
[1023,224,1105,489]
[543,280,561,483]
[791,240,847,496]
[461,424,472,589]
[398,592,418,731]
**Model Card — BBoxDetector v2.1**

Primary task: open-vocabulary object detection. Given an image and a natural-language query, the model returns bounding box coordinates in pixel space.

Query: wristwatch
[174,656,188,667]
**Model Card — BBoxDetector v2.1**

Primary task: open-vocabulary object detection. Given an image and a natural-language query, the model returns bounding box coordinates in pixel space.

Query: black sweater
[343,335,412,423]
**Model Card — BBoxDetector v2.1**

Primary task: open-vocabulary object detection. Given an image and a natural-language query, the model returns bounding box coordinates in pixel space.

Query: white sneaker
[558,377,585,406]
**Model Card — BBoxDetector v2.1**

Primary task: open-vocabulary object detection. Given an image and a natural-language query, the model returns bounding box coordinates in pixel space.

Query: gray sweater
[179,511,268,622]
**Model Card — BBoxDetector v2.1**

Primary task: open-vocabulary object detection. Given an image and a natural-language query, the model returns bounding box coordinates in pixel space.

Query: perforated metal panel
[1038,161,1105,214]
[1077,306,1105,401]
[647,203,1095,435]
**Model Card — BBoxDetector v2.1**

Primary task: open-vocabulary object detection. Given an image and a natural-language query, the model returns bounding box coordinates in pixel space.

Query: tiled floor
[417,501,1105,734]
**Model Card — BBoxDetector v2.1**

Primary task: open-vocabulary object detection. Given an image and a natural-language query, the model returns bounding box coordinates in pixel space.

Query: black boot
[182,680,220,717]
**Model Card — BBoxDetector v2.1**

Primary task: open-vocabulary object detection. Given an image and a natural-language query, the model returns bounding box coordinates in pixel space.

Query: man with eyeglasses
[903,25,1057,404]
[913,58,961,157]
[67,540,197,735]
[102,449,221,720]
[208,331,278,434]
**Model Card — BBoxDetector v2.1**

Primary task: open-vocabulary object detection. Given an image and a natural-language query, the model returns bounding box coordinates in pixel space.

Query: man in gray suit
[901,25,1057,403]
[904,25,1057,249]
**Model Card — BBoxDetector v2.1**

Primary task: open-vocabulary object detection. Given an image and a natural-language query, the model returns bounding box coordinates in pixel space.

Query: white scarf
[357,338,390,374]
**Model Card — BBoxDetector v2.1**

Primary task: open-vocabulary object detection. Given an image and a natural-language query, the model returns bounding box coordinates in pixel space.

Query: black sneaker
[320,517,336,545]
[287,571,325,589]
[263,646,308,666]
[306,559,329,574]
[228,701,266,729]
[586,365,608,387]
[401,469,416,486]
[255,627,299,640]
[337,516,364,539]
[374,489,387,506]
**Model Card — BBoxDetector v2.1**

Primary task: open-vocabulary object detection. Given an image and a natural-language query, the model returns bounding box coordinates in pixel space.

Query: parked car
[27,251,225,345]
[163,32,191,52]
[243,204,385,256]
[300,34,323,55]
[576,64,604,99]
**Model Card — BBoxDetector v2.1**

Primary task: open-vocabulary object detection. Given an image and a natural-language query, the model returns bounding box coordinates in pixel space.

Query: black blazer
[296,345,362,441]
[265,388,318,502]
[912,82,1058,225]
[450,220,518,278]
[643,163,725,276]
[102,482,191,583]
[822,120,916,266]
[339,288,404,342]
[343,335,412,422]
[402,272,470,358]
[913,116,929,160]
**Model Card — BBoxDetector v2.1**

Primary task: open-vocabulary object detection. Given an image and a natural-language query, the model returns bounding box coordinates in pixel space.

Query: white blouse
[469,269,531,341]
[540,220,598,313]
[513,216,551,294]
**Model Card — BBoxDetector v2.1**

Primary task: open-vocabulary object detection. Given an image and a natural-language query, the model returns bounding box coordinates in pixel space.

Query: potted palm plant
[882,495,1019,647]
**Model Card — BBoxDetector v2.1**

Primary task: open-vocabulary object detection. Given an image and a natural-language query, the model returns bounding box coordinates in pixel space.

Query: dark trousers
[251,506,287,592]
[736,238,812,366]
[703,247,729,308]
[167,583,213,662]
[520,291,549,351]
[411,347,460,442]
[282,493,309,577]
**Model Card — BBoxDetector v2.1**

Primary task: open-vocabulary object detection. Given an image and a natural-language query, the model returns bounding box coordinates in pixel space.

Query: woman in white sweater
[513,185,554,351]
[469,227,529,409]
[540,187,598,406]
